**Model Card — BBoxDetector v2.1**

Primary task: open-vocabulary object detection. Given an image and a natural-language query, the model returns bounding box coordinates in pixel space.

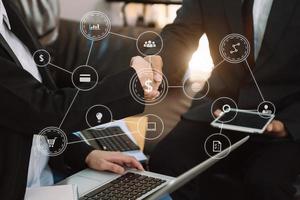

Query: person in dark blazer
[0,1,163,199]
[149,0,300,199]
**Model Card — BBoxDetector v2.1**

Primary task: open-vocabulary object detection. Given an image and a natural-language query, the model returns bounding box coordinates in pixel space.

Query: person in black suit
[149,0,300,199]
[0,1,164,199]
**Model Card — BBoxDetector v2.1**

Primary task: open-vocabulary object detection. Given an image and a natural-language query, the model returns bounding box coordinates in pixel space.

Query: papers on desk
[24,185,78,200]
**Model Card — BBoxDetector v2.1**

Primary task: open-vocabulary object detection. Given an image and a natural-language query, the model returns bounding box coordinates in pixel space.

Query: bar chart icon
[79,74,91,83]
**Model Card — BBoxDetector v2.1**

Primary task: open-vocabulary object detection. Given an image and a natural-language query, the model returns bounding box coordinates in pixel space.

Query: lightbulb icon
[96,112,103,123]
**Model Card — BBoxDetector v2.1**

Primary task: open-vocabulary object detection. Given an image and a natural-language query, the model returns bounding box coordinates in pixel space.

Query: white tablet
[211,109,275,134]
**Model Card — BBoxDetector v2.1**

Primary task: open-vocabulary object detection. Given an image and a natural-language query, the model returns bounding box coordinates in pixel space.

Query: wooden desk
[125,116,147,151]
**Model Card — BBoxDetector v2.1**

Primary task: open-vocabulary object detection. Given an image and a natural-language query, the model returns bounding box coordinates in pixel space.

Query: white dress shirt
[0,0,53,188]
[253,0,274,60]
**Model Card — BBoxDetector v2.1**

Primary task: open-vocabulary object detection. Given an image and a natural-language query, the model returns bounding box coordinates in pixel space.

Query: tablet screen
[218,111,271,129]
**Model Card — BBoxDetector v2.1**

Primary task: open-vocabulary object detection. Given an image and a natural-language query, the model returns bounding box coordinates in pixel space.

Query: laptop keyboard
[82,126,140,152]
[80,172,166,200]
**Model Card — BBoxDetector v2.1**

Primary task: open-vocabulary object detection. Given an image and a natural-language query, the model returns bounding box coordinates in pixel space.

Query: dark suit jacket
[0,1,144,199]
[160,0,300,141]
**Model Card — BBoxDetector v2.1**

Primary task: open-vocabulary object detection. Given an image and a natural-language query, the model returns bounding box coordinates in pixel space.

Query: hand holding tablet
[211,108,275,134]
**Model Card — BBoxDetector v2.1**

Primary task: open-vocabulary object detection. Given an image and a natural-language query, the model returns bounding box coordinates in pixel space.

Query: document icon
[79,74,91,83]
[212,140,222,153]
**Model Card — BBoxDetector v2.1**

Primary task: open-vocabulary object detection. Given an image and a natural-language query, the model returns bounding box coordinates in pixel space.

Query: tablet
[211,109,275,134]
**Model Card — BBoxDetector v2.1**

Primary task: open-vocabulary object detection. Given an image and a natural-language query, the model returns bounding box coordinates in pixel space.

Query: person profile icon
[262,104,272,114]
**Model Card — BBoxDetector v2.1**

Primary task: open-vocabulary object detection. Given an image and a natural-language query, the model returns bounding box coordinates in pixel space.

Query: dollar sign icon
[145,79,153,93]
[39,55,44,62]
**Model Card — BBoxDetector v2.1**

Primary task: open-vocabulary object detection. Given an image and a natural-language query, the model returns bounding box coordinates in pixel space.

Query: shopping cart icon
[47,137,57,148]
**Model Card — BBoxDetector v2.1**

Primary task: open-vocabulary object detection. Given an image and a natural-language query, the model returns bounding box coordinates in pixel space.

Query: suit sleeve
[0,57,144,137]
[276,98,300,141]
[160,0,204,85]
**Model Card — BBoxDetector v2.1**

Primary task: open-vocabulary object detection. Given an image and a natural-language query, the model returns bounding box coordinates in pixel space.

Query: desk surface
[107,0,182,5]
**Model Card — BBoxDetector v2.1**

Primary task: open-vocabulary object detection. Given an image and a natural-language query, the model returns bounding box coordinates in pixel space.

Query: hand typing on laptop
[85,150,144,174]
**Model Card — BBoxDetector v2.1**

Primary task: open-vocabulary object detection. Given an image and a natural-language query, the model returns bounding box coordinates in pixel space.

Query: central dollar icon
[129,69,168,106]
[145,79,153,93]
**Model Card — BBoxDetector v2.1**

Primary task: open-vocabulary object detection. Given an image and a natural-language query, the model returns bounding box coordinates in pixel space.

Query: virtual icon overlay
[211,97,238,123]
[129,68,169,106]
[183,77,210,100]
[31,9,276,159]
[80,11,111,41]
[257,101,276,118]
[204,133,231,159]
[72,65,99,91]
[37,127,68,157]
[31,11,171,157]
[219,33,250,64]
[85,105,113,128]
[137,114,164,141]
[136,31,163,56]
[33,49,51,67]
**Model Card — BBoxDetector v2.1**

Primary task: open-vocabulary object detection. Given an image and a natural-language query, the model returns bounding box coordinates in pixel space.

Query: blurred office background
[60,0,179,27]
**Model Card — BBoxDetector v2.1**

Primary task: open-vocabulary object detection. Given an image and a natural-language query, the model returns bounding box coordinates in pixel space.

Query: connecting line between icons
[51,39,98,129]
[86,41,94,65]
[49,63,73,74]
[168,86,183,88]
[219,123,224,134]
[212,59,225,70]
[109,32,138,41]
[58,90,80,129]
[244,60,265,102]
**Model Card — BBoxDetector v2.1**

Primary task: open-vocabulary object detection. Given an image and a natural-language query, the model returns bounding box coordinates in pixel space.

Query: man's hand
[144,55,163,99]
[130,56,163,100]
[265,120,288,138]
[214,109,288,138]
[214,109,223,117]
[85,150,144,174]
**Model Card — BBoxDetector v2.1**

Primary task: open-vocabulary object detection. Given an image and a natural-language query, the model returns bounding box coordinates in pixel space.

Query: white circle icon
[85,105,113,128]
[211,97,238,123]
[222,104,231,113]
[37,127,68,157]
[33,49,51,67]
[72,65,99,91]
[129,69,168,106]
[219,33,250,63]
[204,133,231,159]
[136,31,163,56]
[137,114,164,141]
[257,101,276,118]
[80,11,111,41]
[183,77,210,100]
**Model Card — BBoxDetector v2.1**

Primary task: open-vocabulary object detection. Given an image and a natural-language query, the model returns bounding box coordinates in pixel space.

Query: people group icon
[144,40,157,48]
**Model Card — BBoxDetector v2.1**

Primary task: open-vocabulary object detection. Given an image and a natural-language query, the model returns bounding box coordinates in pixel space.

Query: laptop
[74,120,147,162]
[58,136,249,200]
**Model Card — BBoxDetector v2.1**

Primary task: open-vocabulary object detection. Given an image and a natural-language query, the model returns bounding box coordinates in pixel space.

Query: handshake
[130,55,163,100]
